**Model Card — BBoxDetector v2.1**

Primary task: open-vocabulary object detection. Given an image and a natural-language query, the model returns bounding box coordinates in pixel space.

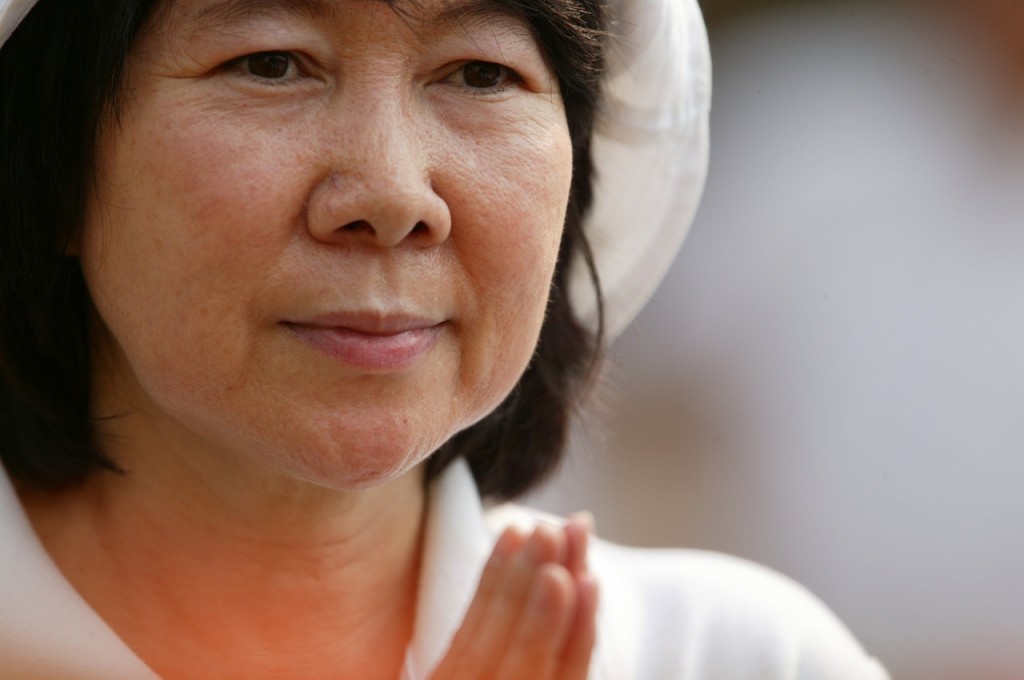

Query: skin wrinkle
[188,0,342,27]
[181,0,533,44]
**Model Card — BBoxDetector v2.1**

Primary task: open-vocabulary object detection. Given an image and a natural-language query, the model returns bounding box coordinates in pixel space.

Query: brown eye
[245,53,293,79]
[462,61,506,89]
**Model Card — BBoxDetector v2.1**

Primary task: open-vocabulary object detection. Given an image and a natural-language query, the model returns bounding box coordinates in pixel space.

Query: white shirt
[0,460,888,679]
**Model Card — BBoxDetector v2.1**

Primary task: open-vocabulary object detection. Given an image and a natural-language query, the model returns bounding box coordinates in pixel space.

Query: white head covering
[574,0,712,337]
[0,0,711,339]
[0,0,31,44]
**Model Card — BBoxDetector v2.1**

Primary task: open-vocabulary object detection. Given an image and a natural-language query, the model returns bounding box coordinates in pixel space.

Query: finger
[494,564,577,680]
[453,527,527,639]
[564,513,593,577]
[567,511,596,535]
[432,527,527,678]
[433,525,564,679]
[556,572,599,680]
[470,525,564,676]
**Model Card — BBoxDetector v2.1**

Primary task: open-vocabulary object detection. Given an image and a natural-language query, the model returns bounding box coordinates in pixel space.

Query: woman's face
[79,0,573,489]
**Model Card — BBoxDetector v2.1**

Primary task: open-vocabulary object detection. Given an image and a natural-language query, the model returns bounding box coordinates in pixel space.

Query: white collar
[0,465,159,677]
[403,459,492,679]
[0,459,492,679]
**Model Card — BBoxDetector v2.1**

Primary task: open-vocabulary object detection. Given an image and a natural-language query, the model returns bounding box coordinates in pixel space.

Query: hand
[430,514,599,680]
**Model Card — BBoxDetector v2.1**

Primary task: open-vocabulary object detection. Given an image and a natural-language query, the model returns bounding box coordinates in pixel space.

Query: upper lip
[284,312,445,336]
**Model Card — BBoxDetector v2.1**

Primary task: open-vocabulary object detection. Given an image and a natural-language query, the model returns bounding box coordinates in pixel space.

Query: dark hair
[0,0,606,500]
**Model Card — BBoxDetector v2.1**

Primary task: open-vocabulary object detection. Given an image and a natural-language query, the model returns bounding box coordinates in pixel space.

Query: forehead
[175,0,527,33]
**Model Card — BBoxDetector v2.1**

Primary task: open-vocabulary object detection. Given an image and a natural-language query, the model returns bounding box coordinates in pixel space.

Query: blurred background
[529,1,1024,679]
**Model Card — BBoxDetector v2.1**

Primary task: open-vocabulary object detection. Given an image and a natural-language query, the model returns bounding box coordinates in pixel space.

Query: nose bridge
[307,82,449,248]
[343,85,424,188]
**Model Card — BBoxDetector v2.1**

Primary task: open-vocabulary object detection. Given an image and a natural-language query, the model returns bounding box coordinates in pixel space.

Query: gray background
[532,2,1024,679]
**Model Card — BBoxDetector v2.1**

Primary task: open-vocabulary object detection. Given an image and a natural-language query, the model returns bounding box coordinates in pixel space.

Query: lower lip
[284,323,445,371]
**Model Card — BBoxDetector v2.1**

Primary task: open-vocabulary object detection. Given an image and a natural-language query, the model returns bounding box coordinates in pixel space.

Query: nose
[306,101,451,249]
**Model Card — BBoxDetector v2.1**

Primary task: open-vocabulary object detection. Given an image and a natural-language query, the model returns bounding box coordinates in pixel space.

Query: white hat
[579,0,711,337]
[0,0,711,339]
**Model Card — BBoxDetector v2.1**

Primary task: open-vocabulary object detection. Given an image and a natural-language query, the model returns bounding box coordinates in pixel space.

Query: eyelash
[224,53,524,96]
[226,52,304,87]
[446,61,523,96]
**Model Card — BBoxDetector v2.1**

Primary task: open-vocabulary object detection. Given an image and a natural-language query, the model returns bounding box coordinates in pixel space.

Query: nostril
[341,220,374,234]
[323,218,439,247]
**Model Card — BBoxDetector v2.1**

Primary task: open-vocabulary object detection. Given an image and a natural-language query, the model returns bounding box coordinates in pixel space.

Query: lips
[282,312,445,371]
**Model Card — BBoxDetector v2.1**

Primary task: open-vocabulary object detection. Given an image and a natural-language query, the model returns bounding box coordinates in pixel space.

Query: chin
[271,416,448,492]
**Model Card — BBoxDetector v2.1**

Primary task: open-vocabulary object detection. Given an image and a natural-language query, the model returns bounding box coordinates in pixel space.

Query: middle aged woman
[0,0,889,678]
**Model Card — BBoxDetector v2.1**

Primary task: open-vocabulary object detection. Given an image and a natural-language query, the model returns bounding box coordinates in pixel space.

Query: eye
[463,61,505,88]
[451,61,519,92]
[233,52,299,81]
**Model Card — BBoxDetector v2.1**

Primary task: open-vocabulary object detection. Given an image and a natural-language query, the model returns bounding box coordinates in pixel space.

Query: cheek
[446,118,574,416]
[453,113,572,282]
[79,110,308,401]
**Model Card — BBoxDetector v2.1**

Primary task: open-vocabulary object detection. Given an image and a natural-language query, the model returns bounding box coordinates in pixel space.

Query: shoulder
[484,504,889,680]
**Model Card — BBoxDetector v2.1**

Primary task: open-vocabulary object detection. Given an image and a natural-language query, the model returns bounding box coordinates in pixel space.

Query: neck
[21,448,427,680]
